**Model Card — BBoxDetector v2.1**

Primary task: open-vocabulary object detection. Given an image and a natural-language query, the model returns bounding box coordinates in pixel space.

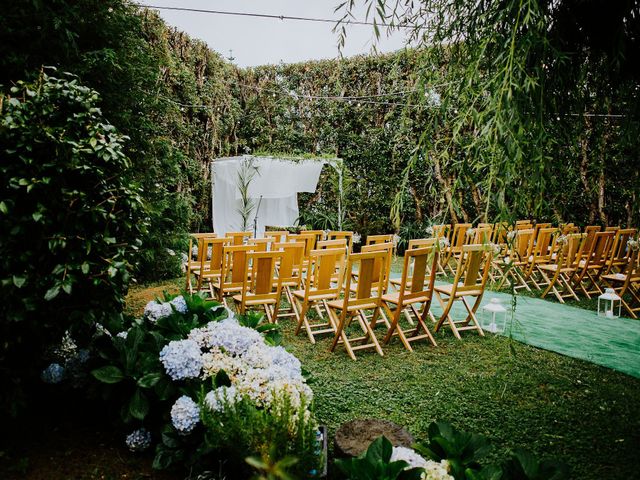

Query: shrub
[0,70,146,416]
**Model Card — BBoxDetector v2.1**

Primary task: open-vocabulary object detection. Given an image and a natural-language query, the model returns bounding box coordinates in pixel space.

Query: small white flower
[506,230,517,242]
[466,228,476,238]
[166,248,176,256]
[438,237,450,249]
[116,330,128,339]
[556,235,569,246]
[352,232,362,244]
[627,238,639,252]
[393,234,401,246]
[425,226,434,237]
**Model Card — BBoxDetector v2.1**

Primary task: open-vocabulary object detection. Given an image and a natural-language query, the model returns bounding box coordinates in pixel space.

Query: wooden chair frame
[215,244,253,306]
[293,248,346,343]
[233,250,284,324]
[434,245,492,339]
[601,249,640,319]
[382,246,439,351]
[226,231,253,246]
[443,223,471,275]
[573,230,615,298]
[185,233,217,292]
[327,231,354,252]
[193,237,229,297]
[538,233,586,303]
[327,250,388,360]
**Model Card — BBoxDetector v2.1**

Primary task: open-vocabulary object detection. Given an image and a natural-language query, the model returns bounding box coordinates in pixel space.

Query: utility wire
[134,3,414,29]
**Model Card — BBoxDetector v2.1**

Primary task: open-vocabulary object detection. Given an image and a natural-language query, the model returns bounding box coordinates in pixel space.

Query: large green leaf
[91,365,124,384]
[129,388,149,420]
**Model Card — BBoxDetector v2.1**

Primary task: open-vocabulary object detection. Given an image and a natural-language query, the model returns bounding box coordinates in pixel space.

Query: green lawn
[126,276,640,480]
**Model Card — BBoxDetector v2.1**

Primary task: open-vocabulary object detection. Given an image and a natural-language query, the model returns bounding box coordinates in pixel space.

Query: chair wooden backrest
[339,250,387,310]
[493,222,510,246]
[515,221,533,231]
[220,245,253,296]
[450,245,493,295]
[555,233,587,270]
[317,239,348,250]
[582,225,602,257]
[366,234,393,245]
[248,238,271,252]
[533,223,552,241]
[471,225,493,245]
[432,224,450,240]
[188,233,217,261]
[264,230,289,243]
[528,227,556,267]
[450,223,472,249]
[618,249,640,294]
[305,248,346,295]
[274,241,305,283]
[199,237,229,275]
[408,238,436,250]
[303,230,325,245]
[396,246,439,305]
[509,228,534,262]
[585,231,616,269]
[605,226,620,234]
[227,231,253,246]
[327,231,354,252]
[242,250,283,300]
[289,233,317,258]
[607,228,637,272]
[360,242,393,290]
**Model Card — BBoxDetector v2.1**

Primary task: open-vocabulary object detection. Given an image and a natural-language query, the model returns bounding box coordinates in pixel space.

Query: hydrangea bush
[82,291,319,477]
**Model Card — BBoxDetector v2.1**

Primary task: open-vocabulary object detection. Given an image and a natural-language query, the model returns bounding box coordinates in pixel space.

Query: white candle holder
[597,288,622,319]
[481,298,507,333]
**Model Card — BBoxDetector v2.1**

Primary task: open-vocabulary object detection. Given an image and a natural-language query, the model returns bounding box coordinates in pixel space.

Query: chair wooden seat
[433,284,484,297]
[539,233,587,303]
[232,293,278,306]
[382,291,432,306]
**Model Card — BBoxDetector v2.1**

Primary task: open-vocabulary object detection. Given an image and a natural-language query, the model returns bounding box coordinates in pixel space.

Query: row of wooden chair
[429,221,639,318]
[185,231,495,359]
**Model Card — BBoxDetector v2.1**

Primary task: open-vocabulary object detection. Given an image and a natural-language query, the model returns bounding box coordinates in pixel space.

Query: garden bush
[0,70,146,416]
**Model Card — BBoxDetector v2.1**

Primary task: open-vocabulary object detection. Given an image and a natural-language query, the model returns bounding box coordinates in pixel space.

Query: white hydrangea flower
[171,395,200,434]
[144,300,173,323]
[201,347,247,380]
[425,226,434,237]
[188,318,262,355]
[506,230,517,242]
[116,330,128,340]
[422,459,454,480]
[160,339,203,380]
[204,385,241,413]
[391,446,430,469]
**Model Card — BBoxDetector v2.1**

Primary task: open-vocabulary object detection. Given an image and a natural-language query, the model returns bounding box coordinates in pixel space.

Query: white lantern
[481,298,507,333]
[597,288,622,319]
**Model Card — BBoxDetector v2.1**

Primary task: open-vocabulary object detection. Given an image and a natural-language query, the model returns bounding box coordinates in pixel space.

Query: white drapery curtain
[211,156,327,237]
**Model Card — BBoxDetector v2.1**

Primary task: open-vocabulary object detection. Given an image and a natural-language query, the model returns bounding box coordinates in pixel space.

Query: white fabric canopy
[211,155,328,237]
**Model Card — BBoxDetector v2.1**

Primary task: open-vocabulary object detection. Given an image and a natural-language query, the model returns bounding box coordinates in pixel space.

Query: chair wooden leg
[434,292,461,340]
[460,296,485,337]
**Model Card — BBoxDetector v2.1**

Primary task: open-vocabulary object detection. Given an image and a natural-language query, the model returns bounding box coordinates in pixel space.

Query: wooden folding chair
[516,219,532,228]
[232,250,284,324]
[327,231,354,252]
[293,248,346,343]
[532,222,552,242]
[443,223,471,274]
[495,228,534,291]
[382,246,439,351]
[366,234,393,245]
[432,224,450,241]
[523,227,556,290]
[390,238,436,290]
[185,233,217,292]
[272,241,306,319]
[302,229,325,244]
[581,226,602,259]
[601,249,640,319]
[226,231,253,246]
[573,230,615,298]
[327,250,388,360]
[433,245,493,339]
[193,237,229,297]
[470,225,493,245]
[604,228,637,274]
[215,244,252,306]
[538,233,587,303]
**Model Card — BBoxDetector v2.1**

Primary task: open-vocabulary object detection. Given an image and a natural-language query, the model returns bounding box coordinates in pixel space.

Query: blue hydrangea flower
[41,363,65,384]
[144,300,173,323]
[169,295,188,314]
[159,339,203,380]
[171,395,200,434]
[125,428,152,452]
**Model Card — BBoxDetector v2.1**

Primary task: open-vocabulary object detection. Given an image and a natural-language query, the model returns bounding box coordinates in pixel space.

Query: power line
[135,3,414,29]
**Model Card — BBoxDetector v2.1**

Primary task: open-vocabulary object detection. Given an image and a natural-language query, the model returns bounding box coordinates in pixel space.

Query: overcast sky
[135,0,411,67]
